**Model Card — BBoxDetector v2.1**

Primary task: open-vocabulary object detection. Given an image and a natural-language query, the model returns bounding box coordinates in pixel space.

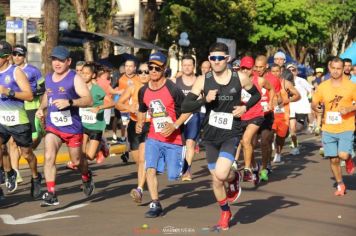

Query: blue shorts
[184,113,201,141]
[322,131,354,157]
[204,137,239,170]
[145,138,184,181]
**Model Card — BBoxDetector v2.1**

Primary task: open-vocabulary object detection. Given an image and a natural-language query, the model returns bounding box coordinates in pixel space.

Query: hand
[206,89,218,103]
[36,108,44,122]
[90,107,100,114]
[161,122,175,137]
[52,99,71,110]
[136,122,143,134]
[129,104,139,114]
[0,85,8,96]
[232,105,247,118]
[268,102,274,111]
[339,107,349,115]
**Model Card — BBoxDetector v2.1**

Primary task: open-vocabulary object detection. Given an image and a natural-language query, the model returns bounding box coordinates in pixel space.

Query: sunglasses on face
[241,67,252,71]
[148,65,163,72]
[208,55,228,62]
[138,69,149,75]
[12,52,24,57]
[289,68,297,72]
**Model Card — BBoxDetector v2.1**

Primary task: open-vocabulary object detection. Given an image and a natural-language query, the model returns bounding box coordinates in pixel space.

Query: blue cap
[149,52,167,66]
[51,46,70,60]
[274,51,286,59]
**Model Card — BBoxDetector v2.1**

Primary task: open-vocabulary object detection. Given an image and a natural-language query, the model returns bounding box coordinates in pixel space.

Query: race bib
[274,105,285,114]
[261,101,269,112]
[241,89,251,103]
[0,110,20,126]
[325,112,342,125]
[79,108,97,124]
[153,116,173,133]
[50,110,73,126]
[208,110,233,130]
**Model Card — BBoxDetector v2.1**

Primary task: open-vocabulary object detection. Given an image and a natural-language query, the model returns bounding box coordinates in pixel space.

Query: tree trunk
[340,17,354,54]
[284,41,296,61]
[100,0,117,59]
[298,46,308,64]
[71,0,93,61]
[43,0,59,74]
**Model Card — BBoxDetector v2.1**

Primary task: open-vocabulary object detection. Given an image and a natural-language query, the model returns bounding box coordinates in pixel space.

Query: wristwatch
[68,99,73,107]
[173,123,180,130]
[8,89,15,98]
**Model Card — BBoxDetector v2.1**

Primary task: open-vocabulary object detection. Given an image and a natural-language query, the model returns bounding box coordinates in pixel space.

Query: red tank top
[241,75,264,120]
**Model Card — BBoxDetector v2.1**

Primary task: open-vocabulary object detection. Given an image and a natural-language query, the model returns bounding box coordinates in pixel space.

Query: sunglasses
[12,52,24,57]
[138,70,149,75]
[289,68,297,72]
[208,55,228,62]
[148,65,163,72]
[240,67,252,71]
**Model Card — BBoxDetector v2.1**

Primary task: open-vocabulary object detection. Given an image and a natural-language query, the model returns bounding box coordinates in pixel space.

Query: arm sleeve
[138,86,148,113]
[181,92,206,113]
[244,85,261,110]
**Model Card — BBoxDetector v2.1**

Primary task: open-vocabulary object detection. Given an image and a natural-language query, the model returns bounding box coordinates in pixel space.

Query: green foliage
[0,6,5,39]
[59,0,78,30]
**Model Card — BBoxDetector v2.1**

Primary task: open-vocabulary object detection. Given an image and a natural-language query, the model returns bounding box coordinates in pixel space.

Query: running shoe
[345,157,355,175]
[231,161,239,171]
[0,187,4,201]
[82,170,95,197]
[290,147,300,156]
[253,163,260,186]
[96,151,105,164]
[266,163,273,174]
[260,169,269,182]
[101,138,110,157]
[243,168,253,182]
[334,183,346,196]
[66,161,78,170]
[181,170,192,181]
[31,173,42,199]
[145,201,163,218]
[130,188,143,203]
[118,137,127,144]
[215,210,232,231]
[273,153,281,163]
[112,134,118,143]
[15,169,23,184]
[41,192,59,206]
[226,171,242,203]
[121,152,129,163]
[6,170,17,193]
[0,169,5,185]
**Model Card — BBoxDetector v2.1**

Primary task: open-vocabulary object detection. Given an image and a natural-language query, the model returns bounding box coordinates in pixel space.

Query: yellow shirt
[312,78,356,133]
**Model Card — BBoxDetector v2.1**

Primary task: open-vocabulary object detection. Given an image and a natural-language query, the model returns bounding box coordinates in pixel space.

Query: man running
[36,46,94,206]
[182,43,261,230]
[137,52,190,218]
[0,41,42,198]
[311,57,356,196]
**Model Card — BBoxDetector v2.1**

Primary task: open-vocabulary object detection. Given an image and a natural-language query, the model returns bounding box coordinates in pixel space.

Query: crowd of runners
[0,40,355,230]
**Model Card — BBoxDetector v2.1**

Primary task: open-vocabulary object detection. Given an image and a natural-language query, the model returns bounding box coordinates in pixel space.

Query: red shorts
[46,126,83,148]
[272,113,289,138]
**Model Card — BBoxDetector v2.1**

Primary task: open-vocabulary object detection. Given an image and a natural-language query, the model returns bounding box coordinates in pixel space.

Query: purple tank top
[45,70,82,134]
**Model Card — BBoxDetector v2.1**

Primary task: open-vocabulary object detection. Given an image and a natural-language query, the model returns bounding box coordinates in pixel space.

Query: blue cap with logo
[51,46,70,60]
[149,52,167,66]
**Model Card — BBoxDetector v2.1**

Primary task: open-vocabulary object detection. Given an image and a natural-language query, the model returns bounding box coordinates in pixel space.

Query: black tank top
[202,70,243,141]
[175,77,192,97]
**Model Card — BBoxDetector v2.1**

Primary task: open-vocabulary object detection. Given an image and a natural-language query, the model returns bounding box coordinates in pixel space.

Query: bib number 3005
[0,110,20,126]
[50,110,73,126]
[325,112,342,125]
[153,116,173,133]
[208,110,233,130]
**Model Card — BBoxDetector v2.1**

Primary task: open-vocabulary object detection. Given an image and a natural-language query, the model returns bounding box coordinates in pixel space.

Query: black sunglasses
[138,70,149,75]
[148,65,163,72]
[208,55,227,62]
[12,52,24,57]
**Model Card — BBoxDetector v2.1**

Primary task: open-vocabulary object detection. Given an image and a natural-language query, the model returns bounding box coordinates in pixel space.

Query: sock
[6,169,15,178]
[46,181,55,193]
[81,172,90,182]
[218,198,230,212]
[137,187,143,193]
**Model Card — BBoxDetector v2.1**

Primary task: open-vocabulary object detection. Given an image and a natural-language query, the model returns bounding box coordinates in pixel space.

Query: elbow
[26,92,34,102]
[87,97,93,107]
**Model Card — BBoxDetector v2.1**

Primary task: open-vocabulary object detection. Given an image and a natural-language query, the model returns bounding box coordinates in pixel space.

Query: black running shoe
[0,169,5,185]
[6,170,17,193]
[145,201,163,218]
[82,170,95,197]
[121,152,129,163]
[41,192,59,207]
[31,173,42,199]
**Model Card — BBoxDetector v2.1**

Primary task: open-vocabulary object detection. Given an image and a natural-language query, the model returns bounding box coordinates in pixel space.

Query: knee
[330,157,340,164]
[146,168,156,177]
[215,170,228,182]
[338,152,350,160]
[241,138,252,148]
[21,149,34,160]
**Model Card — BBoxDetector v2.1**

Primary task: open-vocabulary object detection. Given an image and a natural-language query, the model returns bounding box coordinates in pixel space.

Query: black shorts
[258,112,274,133]
[127,120,150,151]
[84,128,103,141]
[204,137,240,170]
[0,123,32,147]
[114,109,122,120]
[26,109,37,134]
[295,113,309,125]
[241,116,264,130]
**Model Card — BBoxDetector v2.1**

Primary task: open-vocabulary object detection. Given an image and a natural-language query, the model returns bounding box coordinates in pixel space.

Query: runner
[137,52,190,217]
[9,45,45,184]
[116,62,150,203]
[311,57,356,196]
[36,46,94,206]
[172,55,200,181]
[270,66,300,163]
[182,42,261,230]
[0,41,42,198]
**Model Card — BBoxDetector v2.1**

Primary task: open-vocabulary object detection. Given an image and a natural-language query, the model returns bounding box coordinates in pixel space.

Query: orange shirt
[128,79,143,121]
[313,78,356,133]
[118,74,139,113]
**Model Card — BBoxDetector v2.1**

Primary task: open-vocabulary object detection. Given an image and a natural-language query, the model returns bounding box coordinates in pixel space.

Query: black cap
[13,45,27,55]
[0,41,12,56]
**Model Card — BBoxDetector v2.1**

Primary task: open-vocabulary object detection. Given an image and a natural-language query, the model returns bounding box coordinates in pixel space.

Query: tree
[0,6,5,39]
[43,0,59,74]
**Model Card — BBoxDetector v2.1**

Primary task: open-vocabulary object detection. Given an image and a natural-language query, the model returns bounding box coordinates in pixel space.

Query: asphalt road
[1,132,356,236]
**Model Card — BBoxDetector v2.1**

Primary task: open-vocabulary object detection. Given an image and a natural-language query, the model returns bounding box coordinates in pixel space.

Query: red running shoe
[96,151,105,164]
[345,157,355,175]
[101,138,110,158]
[334,183,346,196]
[226,171,242,203]
[216,210,232,230]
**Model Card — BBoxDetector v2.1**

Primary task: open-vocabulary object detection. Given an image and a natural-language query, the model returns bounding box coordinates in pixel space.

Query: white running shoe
[290,147,300,155]
[273,153,281,163]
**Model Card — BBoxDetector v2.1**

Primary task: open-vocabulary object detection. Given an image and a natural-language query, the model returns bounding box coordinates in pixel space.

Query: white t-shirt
[291,76,313,114]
